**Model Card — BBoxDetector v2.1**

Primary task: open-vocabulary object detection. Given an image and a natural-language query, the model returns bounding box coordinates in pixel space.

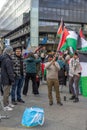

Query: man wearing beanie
[1,46,14,111]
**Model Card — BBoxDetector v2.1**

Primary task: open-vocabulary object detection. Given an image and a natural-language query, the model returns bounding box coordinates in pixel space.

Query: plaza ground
[0,82,87,130]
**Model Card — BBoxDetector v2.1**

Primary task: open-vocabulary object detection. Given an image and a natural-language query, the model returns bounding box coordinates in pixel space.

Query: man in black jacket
[1,46,14,111]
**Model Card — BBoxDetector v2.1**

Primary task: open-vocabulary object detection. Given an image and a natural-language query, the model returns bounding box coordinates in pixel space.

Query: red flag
[79,28,85,38]
[57,19,64,37]
[57,27,69,51]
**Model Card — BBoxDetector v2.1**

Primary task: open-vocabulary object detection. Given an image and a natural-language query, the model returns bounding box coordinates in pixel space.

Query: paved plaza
[0,82,87,130]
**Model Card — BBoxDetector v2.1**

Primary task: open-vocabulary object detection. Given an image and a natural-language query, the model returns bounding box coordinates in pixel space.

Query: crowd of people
[0,45,82,111]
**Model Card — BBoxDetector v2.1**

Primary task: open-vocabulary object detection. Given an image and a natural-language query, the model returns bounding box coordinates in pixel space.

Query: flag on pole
[79,28,85,38]
[77,29,87,96]
[57,27,69,51]
[77,28,87,51]
[78,52,87,97]
[57,19,64,38]
[60,30,78,51]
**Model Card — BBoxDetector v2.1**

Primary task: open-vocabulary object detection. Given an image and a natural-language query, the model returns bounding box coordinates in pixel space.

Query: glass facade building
[39,0,87,24]
[0,0,87,49]
[0,0,31,30]
[0,0,87,31]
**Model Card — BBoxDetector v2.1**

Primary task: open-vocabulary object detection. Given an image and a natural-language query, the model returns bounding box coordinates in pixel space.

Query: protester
[65,54,71,92]
[69,52,81,102]
[57,56,66,92]
[45,54,63,106]
[34,53,41,89]
[0,49,3,96]
[40,46,47,63]
[1,46,14,111]
[23,52,41,96]
[11,47,26,105]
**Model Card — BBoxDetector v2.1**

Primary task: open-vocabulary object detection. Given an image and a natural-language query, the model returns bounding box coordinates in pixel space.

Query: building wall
[39,0,87,24]
[1,0,87,49]
[0,0,87,32]
[0,0,31,30]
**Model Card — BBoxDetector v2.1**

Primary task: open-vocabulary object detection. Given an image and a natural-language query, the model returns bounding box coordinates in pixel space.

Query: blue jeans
[11,76,24,101]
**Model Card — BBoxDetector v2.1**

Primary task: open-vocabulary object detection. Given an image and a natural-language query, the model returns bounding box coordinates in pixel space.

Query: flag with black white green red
[77,28,87,51]
[60,31,78,51]
[58,28,78,51]
[57,19,64,38]
[78,52,87,97]
[57,27,69,51]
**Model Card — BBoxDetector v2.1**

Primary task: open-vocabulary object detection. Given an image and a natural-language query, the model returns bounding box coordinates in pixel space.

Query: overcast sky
[0,0,7,11]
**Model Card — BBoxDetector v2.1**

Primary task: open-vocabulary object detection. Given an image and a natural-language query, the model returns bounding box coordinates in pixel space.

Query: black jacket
[0,54,14,86]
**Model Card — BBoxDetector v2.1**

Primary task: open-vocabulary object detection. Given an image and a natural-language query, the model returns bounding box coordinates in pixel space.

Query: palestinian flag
[57,20,64,38]
[60,31,78,51]
[57,27,69,51]
[78,52,87,97]
[77,28,87,51]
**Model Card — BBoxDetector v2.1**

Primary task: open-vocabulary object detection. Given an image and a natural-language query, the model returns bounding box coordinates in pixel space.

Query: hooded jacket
[0,54,14,86]
[25,56,41,73]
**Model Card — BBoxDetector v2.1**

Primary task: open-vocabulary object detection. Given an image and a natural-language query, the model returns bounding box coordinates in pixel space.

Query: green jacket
[25,57,41,73]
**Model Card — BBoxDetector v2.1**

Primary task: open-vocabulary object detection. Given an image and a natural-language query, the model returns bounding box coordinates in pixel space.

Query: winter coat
[57,59,66,85]
[58,66,66,85]
[11,54,26,77]
[0,54,14,86]
[45,61,60,80]
[25,57,41,73]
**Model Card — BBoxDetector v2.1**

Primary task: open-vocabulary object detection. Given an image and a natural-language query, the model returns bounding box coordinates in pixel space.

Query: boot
[69,95,76,100]
[73,97,79,103]
[57,101,63,106]
[49,101,53,106]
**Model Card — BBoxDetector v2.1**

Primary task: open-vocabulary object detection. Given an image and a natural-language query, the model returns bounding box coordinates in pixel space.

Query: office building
[0,0,87,50]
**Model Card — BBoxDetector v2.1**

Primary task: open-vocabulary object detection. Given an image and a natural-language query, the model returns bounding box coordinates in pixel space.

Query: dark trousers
[0,84,3,95]
[0,74,3,95]
[69,75,80,98]
[11,76,24,101]
[36,81,40,89]
[23,73,38,95]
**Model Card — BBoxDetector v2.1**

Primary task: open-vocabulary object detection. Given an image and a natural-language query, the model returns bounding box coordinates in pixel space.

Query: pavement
[0,81,87,130]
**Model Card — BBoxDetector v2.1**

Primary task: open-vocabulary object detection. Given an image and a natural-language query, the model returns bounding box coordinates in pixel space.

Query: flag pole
[53,18,63,49]
[54,18,64,56]
[57,26,65,51]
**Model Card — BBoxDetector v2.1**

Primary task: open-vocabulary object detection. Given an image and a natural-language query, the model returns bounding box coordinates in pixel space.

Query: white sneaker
[4,106,13,111]
[8,104,15,108]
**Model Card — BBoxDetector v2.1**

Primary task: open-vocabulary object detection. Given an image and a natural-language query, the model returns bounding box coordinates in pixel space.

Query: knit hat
[3,46,13,55]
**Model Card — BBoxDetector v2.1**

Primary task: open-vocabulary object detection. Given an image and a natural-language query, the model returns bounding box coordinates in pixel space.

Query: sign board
[5,39,10,46]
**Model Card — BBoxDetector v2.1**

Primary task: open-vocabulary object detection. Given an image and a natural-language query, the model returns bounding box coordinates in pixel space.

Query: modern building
[0,0,87,51]
[0,0,31,31]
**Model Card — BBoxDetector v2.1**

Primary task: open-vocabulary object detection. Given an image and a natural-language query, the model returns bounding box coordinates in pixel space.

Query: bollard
[64,96,66,101]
